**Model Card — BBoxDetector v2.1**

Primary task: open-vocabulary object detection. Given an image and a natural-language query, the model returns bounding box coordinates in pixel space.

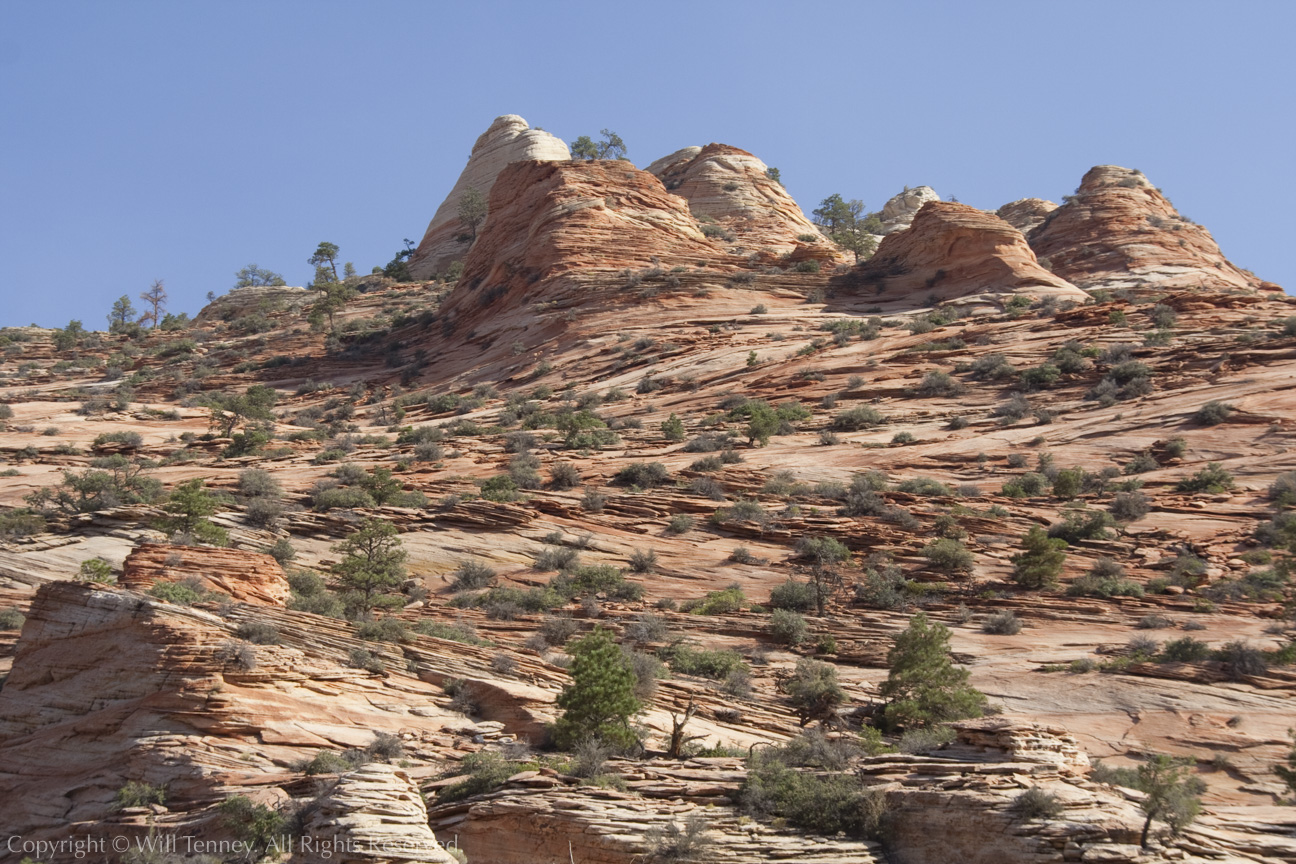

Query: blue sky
[2,0,1292,328]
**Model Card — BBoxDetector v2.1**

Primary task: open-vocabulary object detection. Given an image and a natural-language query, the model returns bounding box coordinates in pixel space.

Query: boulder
[880,185,941,234]
[996,197,1058,235]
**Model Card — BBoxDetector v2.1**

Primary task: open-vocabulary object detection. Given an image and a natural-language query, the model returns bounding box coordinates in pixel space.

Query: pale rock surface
[646,143,841,263]
[297,763,457,864]
[1027,165,1268,293]
[194,285,311,324]
[407,115,570,280]
[996,197,1058,235]
[879,185,940,234]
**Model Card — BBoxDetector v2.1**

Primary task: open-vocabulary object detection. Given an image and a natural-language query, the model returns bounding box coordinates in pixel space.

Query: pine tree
[331,519,407,613]
[157,478,228,546]
[457,188,487,240]
[784,658,845,726]
[552,627,642,750]
[660,413,685,442]
[1012,525,1067,589]
[879,611,986,730]
[1133,754,1204,848]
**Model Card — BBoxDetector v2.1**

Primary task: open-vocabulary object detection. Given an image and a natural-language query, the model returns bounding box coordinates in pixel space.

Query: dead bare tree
[666,695,705,759]
[138,279,167,328]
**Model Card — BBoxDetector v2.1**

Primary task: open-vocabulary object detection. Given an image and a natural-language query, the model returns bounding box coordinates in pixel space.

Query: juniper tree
[552,627,642,751]
[331,519,408,615]
[879,611,986,730]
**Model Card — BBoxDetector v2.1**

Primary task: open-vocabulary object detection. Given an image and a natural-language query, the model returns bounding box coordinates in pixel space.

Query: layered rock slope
[407,115,570,280]
[831,200,1087,305]
[646,143,845,264]
[120,542,290,605]
[1028,165,1270,294]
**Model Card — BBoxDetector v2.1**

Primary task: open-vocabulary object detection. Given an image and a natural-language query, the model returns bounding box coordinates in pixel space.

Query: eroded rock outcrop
[1027,165,1269,293]
[194,285,312,324]
[830,201,1087,305]
[879,186,940,234]
[298,764,458,864]
[996,197,1057,235]
[407,115,570,280]
[120,542,290,605]
[434,159,727,335]
[647,143,842,263]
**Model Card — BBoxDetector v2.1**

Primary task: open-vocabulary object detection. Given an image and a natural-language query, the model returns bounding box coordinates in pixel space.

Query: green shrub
[881,612,986,730]
[897,724,956,753]
[1016,787,1064,820]
[436,751,516,803]
[982,610,1022,635]
[784,658,845,726]
[0,607,26,630]
[739,756,887,838]
[769,608,810,646]
[921,539,974,575]
[1048,509,1113,543]
[148,579,205,605]
[1161,637,1211,663]
[615,462,670,488]
[769,578,817,612]
[666,514,695,535]
[354,618,412,644]
[77,558,115,583]
[113,780,166,810]
[831,406,885,430]
[1176,463,1233,494]
[551,628,642,750]
[682,585,746,615]
[1194,401,1235,426]
[1012,526,1066,589]
[668,645,747,680]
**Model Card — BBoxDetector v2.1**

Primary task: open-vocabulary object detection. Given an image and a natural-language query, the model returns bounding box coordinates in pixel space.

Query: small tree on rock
[308,241,340,282]
[1133,754,1205,848]
[138,279,167,328]
[1012,525,1067,589]
[234,264,286,288]
[331,518,407,615]
[784,657,845,726]
[157,478,229,546]
[457,188,488,241]
[552,627,642,751]
[880,611,986,730]
[108,295,138,332]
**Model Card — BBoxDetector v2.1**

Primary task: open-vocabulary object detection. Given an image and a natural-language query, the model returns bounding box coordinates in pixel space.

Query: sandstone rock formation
[646,143,843,263]
[995,197,1057,235]
[1027,165,1268,293]
[194,285,312,324]
[298,764,458,864]
[830,201,1087,305]
[434,158,726,338]
[879,185,940,234]
[407,115,570,280]
[120,542,290,605]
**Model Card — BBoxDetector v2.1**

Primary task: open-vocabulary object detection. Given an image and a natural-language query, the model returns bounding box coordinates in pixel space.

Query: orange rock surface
[831,200,1087,305]
[120,541,290,605]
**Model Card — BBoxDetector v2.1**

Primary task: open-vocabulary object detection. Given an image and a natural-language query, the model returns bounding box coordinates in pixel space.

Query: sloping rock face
[298,764,458,864]
[407,115,570,280]
[646,143,842,262]
[194,285,312,324]
[435,158,725,335]
[830,201,1087,305]
[879,185,940,234]
[120,542,290,605]
[0,581,471,850]
[1027,165,1268,293]
[996,197,1057,235]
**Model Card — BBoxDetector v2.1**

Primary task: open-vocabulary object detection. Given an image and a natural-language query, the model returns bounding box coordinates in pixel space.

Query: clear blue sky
[2,0,1292,328]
